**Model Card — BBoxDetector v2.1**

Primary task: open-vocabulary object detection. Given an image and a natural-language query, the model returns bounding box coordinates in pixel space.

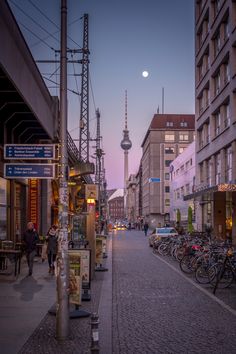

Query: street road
[112,229,236,354]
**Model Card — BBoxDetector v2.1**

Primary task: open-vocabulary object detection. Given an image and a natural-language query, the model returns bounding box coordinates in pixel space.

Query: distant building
[194,0,236,241]
[169,141,196,227]
[107,189,124,221]
[141,113,195,228]
[126,174,137,223]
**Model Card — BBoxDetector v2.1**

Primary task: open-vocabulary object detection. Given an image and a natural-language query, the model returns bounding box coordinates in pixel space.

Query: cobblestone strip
[18,244,109,354]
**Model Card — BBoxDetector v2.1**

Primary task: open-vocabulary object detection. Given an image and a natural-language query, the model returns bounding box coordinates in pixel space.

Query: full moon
[142,70,149,78]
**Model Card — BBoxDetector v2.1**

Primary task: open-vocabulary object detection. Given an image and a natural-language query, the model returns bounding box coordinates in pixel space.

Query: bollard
[91,312,100,353]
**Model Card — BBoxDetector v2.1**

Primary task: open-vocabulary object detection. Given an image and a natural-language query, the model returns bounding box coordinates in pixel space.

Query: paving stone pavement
[112,230,236,354]
[3,230,236,354]
[17,239,112,354]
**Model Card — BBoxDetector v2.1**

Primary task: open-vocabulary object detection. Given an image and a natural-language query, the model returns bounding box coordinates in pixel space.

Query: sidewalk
[0,237,113,354]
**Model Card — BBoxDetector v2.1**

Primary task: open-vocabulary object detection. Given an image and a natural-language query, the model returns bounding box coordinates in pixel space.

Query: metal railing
[67,132,80,162]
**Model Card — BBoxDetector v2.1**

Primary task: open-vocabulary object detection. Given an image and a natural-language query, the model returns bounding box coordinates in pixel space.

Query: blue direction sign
[148,177,161,183]
[4,164,55,179]
[4,144,56,160]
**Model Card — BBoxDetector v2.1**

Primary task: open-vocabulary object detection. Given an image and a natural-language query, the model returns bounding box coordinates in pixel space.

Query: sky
[8,0,195,189]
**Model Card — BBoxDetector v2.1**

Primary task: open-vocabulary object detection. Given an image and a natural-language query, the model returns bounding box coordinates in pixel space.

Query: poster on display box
[68,250,82,305]
[77,249,91,289]
[96,238,103,265]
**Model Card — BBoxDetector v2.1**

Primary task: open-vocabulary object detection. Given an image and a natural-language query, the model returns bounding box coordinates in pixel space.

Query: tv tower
[120,90,132,195]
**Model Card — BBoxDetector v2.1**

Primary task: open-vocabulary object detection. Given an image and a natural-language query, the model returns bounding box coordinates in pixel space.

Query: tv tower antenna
[120,90,132,190]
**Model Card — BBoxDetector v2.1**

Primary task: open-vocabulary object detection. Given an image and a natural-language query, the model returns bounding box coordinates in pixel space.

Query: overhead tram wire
[17,21,56,52]
[9,0,60,46]
[42,77,80,96]
[70,52,80,103]
[89,74,97,114]
[26,0,83,49]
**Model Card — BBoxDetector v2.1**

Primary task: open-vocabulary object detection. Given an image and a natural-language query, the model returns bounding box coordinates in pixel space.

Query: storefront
[0,177,27,243]
[185,184,236,243]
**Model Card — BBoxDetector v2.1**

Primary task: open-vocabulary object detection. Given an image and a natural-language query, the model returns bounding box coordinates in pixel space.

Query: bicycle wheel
[210,264,234,289]
[195,264,211,284]
[180,255,195,274]
[158,243,169,256]
[176,247,185,262]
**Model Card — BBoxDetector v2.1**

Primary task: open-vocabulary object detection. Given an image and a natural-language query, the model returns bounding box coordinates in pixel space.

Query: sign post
[4,144,56,160]
[4,163,55,179]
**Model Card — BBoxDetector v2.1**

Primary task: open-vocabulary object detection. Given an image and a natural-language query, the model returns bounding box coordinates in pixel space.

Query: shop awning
[183,184,236,201]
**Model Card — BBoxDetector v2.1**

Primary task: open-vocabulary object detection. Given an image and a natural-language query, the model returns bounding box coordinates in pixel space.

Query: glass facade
[0,178,8,240]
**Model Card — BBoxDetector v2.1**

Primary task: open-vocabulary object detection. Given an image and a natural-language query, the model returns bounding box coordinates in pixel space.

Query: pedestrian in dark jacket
[144,222,149,236]
[22,222,39,276]
[46,225,58,274]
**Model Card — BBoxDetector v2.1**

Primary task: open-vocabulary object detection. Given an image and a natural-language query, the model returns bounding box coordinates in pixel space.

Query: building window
[165,186,170,193]
[180,187,184,197]
[165,160,173,167]
[165,134,175,141]
[199,163,204,183]
[176,188,180,199]
[165,199,170,206]
[224,62,230,85]
[185,184,190,194]
[224,20,229,41]
[179,132,189,141]
[179,147,186,155]
[199,129,203,149]
[224,103,230,128]
[214,31,221,57]
[165,173,170,180]
[216,153,221,184]
[215,111,220,136]
[166,122,173,127]
[199,95,204,114]
[165,147,175,154]
[207,123,210,143]
[214,71,221,95]
[225,147,232,183]
[180,121,187,127]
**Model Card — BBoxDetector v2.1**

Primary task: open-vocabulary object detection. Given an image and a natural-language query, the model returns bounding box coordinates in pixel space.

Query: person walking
[46,224,58,274]
[144,222,149,236]
[22,221,39,276]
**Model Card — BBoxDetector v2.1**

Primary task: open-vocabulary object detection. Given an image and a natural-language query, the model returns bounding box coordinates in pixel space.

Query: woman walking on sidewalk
[22,221,39,276]
[46,225,58,274]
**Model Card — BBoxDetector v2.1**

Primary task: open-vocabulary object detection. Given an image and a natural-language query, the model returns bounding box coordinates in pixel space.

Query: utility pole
[56,0,69,340]
[79,14,90,162]
[95,109,103,233]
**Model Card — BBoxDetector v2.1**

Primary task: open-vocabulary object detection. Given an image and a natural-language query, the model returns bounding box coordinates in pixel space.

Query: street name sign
[148,177,161,183]
[4,144,56,160]
[4,163,55,179]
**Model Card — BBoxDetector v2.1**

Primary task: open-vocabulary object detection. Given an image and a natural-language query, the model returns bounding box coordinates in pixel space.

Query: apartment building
[107,189,124,222]
[195,0,236,240]
[170,142,196,227]
[141,114,195,228]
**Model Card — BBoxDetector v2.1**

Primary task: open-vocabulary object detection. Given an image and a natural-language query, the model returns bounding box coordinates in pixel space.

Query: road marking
[152,252,236,317]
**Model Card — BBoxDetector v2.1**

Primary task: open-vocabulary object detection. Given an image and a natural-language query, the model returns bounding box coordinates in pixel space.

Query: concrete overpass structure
[0,1,93,241]
[0,0,58,145]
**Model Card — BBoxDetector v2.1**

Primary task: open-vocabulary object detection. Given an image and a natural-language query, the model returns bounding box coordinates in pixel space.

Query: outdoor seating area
[0,240,35,277]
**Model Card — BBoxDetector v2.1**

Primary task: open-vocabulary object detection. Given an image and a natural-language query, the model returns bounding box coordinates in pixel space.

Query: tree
[187,206,194,234]
[176,209,181,223]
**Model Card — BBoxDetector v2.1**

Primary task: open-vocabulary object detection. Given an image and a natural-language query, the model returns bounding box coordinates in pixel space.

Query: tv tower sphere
[121,134,132,150]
